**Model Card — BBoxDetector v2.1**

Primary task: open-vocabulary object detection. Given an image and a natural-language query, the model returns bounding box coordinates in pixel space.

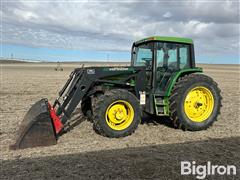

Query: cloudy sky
[1,0,239,63]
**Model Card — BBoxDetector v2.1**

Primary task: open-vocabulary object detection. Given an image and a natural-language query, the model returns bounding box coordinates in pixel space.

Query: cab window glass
[134,43,153,66]
[157,49,164,67]
[168,47,177,69]
[156,42,190,69]
[179,45,190,69]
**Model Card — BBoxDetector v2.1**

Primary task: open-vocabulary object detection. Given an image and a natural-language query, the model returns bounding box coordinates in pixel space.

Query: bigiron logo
[181,161,237,179]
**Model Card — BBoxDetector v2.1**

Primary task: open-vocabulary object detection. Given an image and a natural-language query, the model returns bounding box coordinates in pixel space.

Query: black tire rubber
[81,97,92,121]
[169,73,222,131]
[92,89,141,137]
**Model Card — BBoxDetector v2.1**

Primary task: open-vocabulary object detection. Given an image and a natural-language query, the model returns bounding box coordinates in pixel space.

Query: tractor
[11,36,222,150]
[54,61,63,71]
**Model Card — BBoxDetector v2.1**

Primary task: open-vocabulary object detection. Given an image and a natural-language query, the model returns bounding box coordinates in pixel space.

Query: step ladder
[154,95,169,116]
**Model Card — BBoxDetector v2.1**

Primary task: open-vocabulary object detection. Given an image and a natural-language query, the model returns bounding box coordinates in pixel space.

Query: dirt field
[0,63,239,179]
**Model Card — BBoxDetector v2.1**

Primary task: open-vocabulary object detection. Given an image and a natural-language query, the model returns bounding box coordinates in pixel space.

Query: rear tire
[92,89,141,137]
[169,74,222,131]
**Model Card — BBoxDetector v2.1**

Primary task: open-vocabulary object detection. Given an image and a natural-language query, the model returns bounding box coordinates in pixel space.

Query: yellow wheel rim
[184,86,214,122]
[105,100,134,131]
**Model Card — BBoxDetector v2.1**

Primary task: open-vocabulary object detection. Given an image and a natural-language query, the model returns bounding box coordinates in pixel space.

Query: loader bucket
[10,99,63,150]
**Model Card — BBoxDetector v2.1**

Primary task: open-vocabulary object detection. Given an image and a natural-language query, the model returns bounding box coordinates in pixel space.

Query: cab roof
[134,36,193,45]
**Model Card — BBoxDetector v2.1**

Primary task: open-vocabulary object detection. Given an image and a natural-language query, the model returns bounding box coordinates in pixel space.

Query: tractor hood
[68,66,146,98]
[73,66,146,82]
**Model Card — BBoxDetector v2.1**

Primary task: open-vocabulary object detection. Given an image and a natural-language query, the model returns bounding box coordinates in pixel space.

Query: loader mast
[54,68,88,124]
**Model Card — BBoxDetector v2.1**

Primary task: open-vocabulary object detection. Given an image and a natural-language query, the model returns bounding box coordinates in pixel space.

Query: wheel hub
[184,86,214,122]
[105,100,134,130]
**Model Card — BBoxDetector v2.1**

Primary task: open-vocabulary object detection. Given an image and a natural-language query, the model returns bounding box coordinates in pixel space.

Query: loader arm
[54,66,145,126]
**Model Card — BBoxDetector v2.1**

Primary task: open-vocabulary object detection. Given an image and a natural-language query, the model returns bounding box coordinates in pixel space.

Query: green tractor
[11,36,222,149]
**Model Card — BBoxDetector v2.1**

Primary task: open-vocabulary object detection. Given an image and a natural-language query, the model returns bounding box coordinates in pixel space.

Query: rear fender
[165,68,203,97]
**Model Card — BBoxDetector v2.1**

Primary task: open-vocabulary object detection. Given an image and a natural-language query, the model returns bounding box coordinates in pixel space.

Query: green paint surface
[135,36,193,45]
[163,97,169,115]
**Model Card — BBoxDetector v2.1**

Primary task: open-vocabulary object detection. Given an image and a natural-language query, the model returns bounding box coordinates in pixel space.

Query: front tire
[169,74,222,131]
[92,89,141,137]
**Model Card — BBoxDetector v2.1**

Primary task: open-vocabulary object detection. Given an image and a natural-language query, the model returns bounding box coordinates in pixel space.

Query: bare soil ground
[0,63,239,179]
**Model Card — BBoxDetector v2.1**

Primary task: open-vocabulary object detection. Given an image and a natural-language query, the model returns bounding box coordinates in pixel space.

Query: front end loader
[11,36,222,150]
[10,66,145,149]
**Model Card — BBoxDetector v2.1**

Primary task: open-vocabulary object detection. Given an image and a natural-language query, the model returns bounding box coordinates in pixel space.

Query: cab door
[154,42,191,94]
[133,42,154,91]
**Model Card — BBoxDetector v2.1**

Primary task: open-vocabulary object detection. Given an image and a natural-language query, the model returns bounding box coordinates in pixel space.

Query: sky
[1,0,239,64]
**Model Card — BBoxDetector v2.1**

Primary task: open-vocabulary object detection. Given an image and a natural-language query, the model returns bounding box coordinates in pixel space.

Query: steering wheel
[142,58,152,70]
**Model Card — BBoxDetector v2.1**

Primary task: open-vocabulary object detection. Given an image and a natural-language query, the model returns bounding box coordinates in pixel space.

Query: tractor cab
[131,36,202,115]
[131,36,195,94]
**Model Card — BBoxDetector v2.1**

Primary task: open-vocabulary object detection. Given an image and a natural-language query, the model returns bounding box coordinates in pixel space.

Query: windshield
[132,43,153,66]
[132,42,190,70]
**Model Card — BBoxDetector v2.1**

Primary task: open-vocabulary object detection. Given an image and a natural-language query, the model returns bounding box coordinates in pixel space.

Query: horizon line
[1,58,239,65]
